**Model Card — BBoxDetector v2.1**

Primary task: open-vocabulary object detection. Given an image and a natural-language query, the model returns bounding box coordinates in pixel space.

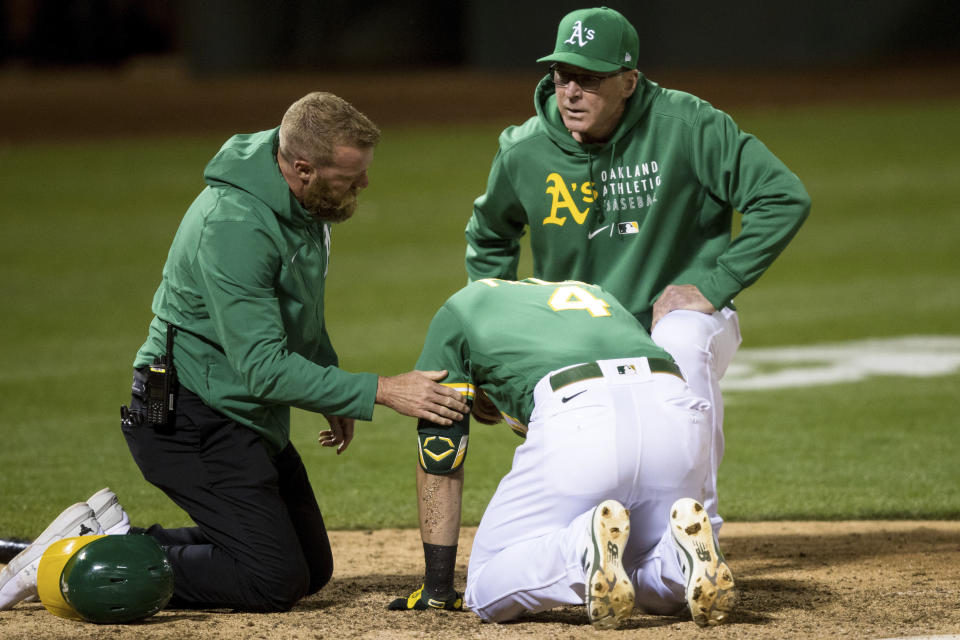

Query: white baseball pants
[651,307,741,532]
[464,357,712,621]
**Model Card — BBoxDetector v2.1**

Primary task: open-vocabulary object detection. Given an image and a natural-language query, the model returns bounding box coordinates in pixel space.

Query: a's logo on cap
[564,20,595,47]
[625,52,632,62]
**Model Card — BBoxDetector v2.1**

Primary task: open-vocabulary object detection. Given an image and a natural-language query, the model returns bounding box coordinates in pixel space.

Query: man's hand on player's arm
[376,370,469,426]
[651,284,717,329]
[389,467,465,612]
[318,414,354,454]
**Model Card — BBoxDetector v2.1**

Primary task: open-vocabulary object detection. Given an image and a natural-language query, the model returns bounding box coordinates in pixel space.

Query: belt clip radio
[146,323,178,428]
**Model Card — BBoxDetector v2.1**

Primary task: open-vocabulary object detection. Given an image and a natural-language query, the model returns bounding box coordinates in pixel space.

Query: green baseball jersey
[415,278,671,432]
[465,74,811,330]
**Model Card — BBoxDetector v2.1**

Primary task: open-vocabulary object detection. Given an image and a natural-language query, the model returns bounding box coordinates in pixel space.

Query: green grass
[727,100,960,343]
[721,374,960,520]
[1,99,958,537]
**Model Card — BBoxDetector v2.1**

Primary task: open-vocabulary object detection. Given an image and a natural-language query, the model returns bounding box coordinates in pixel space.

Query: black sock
[423,542,458,597]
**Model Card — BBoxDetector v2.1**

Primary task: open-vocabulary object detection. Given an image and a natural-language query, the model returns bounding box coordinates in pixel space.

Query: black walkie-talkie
[146,323,177,427]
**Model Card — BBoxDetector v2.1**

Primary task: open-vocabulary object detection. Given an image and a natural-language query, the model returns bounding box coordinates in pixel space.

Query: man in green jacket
[0,92,469,614]
[464,7,811,537]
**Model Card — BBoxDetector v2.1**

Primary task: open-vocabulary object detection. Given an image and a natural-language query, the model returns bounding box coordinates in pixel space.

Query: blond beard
[302,181,359,223]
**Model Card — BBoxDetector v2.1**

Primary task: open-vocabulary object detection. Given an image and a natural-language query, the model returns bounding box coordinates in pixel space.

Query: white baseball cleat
[86,487,131,535]
[0,502,99,610]
[585,499,635,630]
[669,498,736,626]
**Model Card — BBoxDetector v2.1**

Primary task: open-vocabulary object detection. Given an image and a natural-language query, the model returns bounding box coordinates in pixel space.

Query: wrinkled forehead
[552,63,619,77]
[327,145,374,171]
[553,62,594,74]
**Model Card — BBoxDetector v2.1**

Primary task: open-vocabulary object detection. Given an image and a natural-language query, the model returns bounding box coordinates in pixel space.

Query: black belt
[549,358,683,391]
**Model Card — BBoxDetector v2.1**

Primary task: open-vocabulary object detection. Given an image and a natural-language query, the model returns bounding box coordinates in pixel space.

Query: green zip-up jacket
[134,128,378,453]
[465,74,811,330]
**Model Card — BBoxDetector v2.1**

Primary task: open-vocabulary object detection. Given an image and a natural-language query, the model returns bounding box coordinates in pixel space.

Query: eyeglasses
[550,64,624,92]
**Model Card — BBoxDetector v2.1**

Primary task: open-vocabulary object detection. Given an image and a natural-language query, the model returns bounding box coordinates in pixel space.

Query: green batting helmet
[60,534,174,624]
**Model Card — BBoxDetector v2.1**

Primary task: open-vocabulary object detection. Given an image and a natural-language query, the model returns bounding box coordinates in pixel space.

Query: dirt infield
[2,521,960,639]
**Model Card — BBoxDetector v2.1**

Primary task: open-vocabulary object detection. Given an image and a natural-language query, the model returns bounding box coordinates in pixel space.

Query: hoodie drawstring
[589,142,622,240]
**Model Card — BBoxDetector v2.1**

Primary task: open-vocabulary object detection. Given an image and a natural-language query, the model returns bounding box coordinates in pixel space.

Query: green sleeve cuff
[351,372,380,421]
[699,267,744,311]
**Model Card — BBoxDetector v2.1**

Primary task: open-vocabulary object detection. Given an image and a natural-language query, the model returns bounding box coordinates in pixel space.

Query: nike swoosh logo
[561,389,588,403]
[587,225,610,240]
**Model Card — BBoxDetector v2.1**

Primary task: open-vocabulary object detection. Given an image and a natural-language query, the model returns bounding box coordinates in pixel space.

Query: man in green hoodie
[111,92,469,612]
[464,7,811,538]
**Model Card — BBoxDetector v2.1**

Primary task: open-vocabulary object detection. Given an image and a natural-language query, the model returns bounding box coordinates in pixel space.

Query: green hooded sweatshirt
[465,74,811,330]
[134,128,378,453]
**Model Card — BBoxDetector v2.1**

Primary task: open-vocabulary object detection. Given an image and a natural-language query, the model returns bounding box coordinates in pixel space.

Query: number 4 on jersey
[548,286,611,317]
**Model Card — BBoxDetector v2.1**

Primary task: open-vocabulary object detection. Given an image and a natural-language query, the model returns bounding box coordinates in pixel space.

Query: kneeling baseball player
[389,279,736,628]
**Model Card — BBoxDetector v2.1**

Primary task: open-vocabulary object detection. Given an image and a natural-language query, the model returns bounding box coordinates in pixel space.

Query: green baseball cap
[537,7,639,73]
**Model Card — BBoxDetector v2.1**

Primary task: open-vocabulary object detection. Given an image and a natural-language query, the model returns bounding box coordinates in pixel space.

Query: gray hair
[279,92,381,166]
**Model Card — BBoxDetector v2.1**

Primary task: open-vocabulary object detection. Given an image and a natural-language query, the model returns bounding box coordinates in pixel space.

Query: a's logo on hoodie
[542,163,661,227]
[543,172,597,225]
[564,20,595,48]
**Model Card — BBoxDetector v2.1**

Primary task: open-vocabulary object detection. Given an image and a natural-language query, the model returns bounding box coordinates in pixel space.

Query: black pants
[122,372,333,611]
